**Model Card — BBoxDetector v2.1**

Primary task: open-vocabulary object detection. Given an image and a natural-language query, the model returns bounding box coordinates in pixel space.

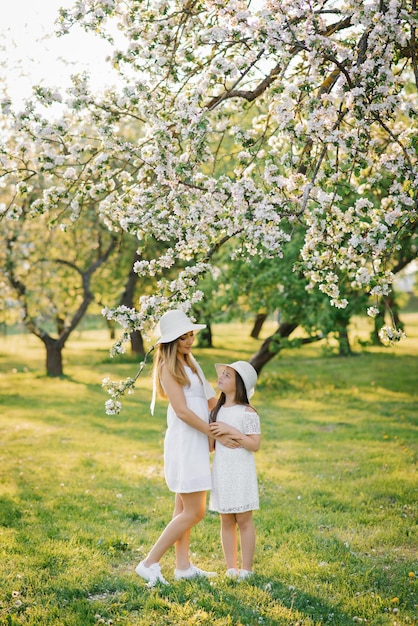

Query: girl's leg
[220,513,238,569]
[143,491,207,567]
[236,511,256,571]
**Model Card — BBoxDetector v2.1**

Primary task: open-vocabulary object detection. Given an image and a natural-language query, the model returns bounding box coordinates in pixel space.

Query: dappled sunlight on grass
[0,315,416,625]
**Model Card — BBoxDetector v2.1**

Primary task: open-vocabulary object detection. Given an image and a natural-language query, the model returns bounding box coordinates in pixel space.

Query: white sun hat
[155,309,206,344]
[215,360,258,398]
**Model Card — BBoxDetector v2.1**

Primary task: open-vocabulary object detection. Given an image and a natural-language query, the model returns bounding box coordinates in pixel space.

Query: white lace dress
[164,364,215,494]
[209,405,261,514]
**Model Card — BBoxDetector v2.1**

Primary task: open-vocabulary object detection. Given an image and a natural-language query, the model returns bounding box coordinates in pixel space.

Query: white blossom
[2,0,415,411]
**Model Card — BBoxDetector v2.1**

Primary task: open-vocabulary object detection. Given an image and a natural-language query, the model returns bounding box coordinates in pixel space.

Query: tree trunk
[197,322,213,348]
[371,304,385,345]
[250,322,299,372]
[250,313,267,339]
[106,318,116,340]
[371,292,404,345]
[56,316,65,335]
[336,323,352,356]
[119,250,145,355]
[130,329,145,354]
[45,340,64,377]
[389,293,404,330]
[250,322,325,373]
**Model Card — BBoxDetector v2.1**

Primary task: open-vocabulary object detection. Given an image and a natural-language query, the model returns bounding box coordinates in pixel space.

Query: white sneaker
[174,564,217,580]
[135,560,169,587]
[225,568,239,578]
[238,569,254,581]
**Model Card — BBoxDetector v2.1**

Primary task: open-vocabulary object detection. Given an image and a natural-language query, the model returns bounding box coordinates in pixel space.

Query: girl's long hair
[153,338,200,398]
[210,369,250,423]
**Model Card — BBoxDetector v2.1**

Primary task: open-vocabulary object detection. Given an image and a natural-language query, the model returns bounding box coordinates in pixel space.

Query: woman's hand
[209,421,232,437]
[210,423,242,448]
[209,421,260,452]
[216,434,242,449]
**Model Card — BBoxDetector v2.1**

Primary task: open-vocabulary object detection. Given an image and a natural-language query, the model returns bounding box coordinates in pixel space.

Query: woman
[135,309,236,586]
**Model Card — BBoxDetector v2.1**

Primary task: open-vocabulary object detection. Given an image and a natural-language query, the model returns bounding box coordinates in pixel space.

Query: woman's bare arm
[208,421,261,452]
[161,365,212,436]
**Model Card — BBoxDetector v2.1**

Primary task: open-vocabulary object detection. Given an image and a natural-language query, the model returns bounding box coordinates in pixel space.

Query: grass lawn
[0,313,416,626]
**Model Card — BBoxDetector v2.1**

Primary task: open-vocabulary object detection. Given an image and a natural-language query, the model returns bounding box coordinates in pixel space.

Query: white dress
[164,364,215,494]
[209,405,261,514]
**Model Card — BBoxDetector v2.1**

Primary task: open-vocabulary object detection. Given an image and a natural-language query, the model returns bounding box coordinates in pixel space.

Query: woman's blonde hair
[153,337,200,398]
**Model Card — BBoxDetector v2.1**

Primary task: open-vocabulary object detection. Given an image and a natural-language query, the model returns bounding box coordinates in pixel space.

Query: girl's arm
[208,421,261,452]
[161,365,211,436]
[208,396,218,411]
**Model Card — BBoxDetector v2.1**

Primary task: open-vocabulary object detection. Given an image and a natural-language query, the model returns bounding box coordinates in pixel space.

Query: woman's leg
[143,491,206,567]
[220,513,238,569]
[236,511,255,571]
[173,493,191,570]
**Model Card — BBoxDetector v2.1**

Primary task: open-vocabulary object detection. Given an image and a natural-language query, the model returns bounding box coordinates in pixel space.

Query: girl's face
[176,331,195,358]
[217,366,236,395]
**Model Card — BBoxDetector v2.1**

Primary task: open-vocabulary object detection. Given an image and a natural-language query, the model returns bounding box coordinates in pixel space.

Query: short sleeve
[243,409,261,434]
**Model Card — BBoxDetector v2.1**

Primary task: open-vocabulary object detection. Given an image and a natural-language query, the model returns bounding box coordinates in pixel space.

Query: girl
[208,361,261,581]
[135,309,236,587]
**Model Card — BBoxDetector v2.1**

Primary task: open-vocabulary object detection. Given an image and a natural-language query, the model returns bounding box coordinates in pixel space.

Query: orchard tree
[1,0,417,409]
[0,197,118,376]
[199,228,370,362]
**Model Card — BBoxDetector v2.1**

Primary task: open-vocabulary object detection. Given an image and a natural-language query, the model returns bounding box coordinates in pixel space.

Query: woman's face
[176,331,195,358]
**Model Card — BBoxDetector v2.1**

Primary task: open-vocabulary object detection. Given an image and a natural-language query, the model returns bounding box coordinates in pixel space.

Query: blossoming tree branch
[1,0,417,411]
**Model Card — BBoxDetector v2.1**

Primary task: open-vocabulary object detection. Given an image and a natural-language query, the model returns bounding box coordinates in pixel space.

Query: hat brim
[156,323,206,344]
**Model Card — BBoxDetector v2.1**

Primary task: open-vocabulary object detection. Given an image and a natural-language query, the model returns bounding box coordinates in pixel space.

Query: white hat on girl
[155,309,206,344]
[215,360,258,398]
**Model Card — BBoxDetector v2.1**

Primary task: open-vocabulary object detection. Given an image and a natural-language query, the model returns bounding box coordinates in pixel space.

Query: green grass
[0,314,417,626]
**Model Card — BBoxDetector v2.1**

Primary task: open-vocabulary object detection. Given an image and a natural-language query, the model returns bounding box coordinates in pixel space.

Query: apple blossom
[1,0,417,409]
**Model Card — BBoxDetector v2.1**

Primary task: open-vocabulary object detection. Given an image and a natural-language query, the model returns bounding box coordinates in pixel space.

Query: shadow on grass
[107,575,359,626]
